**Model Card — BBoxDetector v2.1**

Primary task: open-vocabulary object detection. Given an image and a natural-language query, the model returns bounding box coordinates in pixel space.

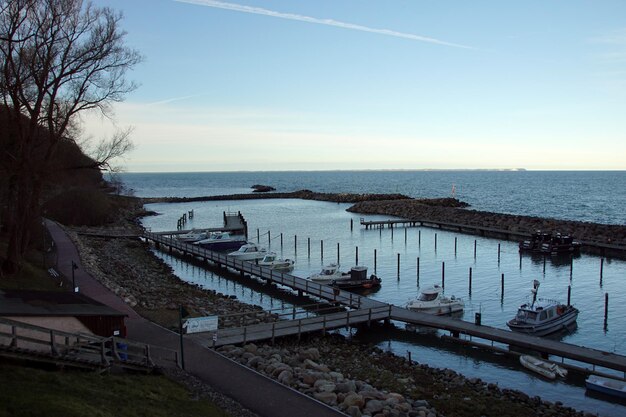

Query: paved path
[45,220,344,417]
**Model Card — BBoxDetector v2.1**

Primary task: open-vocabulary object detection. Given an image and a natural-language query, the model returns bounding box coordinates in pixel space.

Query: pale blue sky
[88,0,626,171]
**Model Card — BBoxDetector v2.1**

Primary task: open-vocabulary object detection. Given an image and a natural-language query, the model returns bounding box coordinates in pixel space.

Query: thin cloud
[174,0,472,49]
[145,94,208,106]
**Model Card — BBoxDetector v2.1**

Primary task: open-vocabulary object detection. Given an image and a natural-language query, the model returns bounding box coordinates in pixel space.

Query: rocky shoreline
[66,198,598,417]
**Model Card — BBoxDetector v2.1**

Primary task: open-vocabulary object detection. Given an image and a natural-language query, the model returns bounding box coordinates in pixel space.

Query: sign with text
[183,316,218,334]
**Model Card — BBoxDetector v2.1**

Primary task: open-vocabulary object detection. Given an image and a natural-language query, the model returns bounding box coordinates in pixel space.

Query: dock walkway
[145,231,626,375]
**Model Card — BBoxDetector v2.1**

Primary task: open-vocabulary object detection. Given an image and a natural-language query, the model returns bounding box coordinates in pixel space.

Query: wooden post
[570,256,573,279]
[292,306,296,320]
[356,246,359,265]
[441,261,445,288]
[501,273,504,296]
[417,257,420,282]
[435,233,437,251]
[321,240,324,260]
[519,253,522,270]
[567,285,571,306]
[374,249,377,273]
[337,242,340,265]
[404,228,407,243]
[397,253,400,279]
[280,233,283,249]
[474,239,477,258]
[257,228,260,242]
[469,267,472,293]
[604,293,609,329]
[308,237,311,258]
[600,258,604,280]
[543,256,546,273]
[454,237,457,254]
[418,230,421,247]
[268,230,271,245]
[350,218,353,231]
[271,322,275,344]
[498,243,501,262]
[294,235,297,254]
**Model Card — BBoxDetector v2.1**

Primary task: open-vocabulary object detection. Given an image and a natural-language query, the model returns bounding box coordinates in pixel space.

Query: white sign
[183,316,218,334]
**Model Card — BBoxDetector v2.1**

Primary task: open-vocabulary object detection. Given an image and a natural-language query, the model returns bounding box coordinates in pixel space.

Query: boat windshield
[418,292,438,302]
[322,268,335,275]
[517,310,537,321]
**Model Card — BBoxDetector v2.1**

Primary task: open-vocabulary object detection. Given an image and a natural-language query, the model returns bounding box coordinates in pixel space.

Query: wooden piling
[350,218,353,231]
[604,293,609,328]
[397,253,400,279]
[356,246,359,265]
[469,267,472,293]
[294,235,297,253]
[498,243,501,262]
[418,230,421,247]
[435,233,437,251]
[257,228,260,242]
[474,239,477,258]
[374,249,377,273]
[308,237,311,258]
[417,257,420,282]
[268,230,271,245]
[501,273,504,296]
[567,285,571,306]
[454,237,457,254]
[321,240,324,260]
[404,228,407,243]
[441,261,445,288]
[280,233,283,249]
[600,258,604,279]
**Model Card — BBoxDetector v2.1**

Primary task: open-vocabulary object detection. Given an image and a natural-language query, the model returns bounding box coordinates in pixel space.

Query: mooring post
[397,253,400,280]
[321,240,324,260]
[441,261,445,288]
[600,258,604,280]
[567,285,571,306]
[408,351,412,364]
[604,293,609,329]
[355,246,359,265]
[474,239,477,258]
[417,256,420,285]
[374,249,377,273]
[404,228,407,244]
[294,235,297,254]
[308,237,311,258]
[418,230,421,247]
[498,243,501,262]
[268,230,271,245]
[501,273,504,296]
[469,267,473,293]
[570,256,573,279]
[454,237,457,254]
[543,256,546,274]
[350,218,353,231]
[337,243,340,264]
[519,253,522,270]
[435,233,437,251]
[280,233,283,249]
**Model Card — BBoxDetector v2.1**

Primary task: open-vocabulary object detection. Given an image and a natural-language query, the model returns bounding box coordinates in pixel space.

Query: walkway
[45,220,344,417]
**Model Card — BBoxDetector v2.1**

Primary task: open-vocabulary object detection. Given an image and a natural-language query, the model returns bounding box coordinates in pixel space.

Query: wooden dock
[144,232,626,375]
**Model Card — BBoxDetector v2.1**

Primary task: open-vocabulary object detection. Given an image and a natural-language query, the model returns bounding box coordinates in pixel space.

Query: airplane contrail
[174,0,472,49]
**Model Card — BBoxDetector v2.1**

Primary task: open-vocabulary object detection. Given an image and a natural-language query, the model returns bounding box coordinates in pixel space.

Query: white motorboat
[227,242,267,261]
[177,229,209,243]
[507,280,578,336]
[193,231,247,251]
[519,355,567,380]
[586,375,626,399]
[405,284,464,315]
[258,252,295,271]
[308,263,349,284]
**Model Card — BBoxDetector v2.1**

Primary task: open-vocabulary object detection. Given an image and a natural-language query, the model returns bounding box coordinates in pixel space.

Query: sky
[86,0,626,172]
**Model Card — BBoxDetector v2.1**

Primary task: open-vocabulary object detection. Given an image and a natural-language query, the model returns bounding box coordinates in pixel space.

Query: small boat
[519,231,552,252]
[193,232,247,251]
[586,375,626,399]
[258,252,295,271]
[177,229,209,243]
[329,266,381,290]
[309,263,347,284]
[519,355,567,380]
[227,242,267,261]
[405,284,464,315]
[507,280,578,336]
[539,233,581,255]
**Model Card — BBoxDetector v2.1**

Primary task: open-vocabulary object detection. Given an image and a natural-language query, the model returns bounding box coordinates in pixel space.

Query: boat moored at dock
[405,284,464,315]
[227,242,267,261]
[519,355,567,380]
[193,232,248,251]
[507,280,578,336]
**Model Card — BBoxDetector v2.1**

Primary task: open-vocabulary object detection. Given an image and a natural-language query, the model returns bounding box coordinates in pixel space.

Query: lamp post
[71,261,78,292]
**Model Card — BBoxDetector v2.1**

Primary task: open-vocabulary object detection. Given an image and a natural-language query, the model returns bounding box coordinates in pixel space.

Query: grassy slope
[0,362,228,417]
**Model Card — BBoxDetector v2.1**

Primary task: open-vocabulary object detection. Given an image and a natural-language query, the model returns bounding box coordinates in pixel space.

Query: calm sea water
[121,171,626,416]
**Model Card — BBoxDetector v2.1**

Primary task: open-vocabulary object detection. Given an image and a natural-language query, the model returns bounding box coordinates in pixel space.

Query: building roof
[0,289,127,317]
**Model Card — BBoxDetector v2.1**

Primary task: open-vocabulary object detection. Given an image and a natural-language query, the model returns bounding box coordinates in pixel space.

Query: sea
[119,170,626,416]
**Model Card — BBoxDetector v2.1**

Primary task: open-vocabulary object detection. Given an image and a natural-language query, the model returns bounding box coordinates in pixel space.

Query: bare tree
[0,0,142,273]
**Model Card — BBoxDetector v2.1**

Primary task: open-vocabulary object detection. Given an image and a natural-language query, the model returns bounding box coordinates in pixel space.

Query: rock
[313,391,337,406]
[364,399,385,414]
[299,347,321,361]
[336,380,357,393]
[243,343,258,354]
[313,379,336,393]
[277,370,293,385]
[346,405,362,417]
[342,393,365,409]
[303,358,331,373]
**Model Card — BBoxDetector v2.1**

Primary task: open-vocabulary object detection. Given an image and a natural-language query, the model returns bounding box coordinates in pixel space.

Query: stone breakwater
[218,336,589,417]
[142,190,412,204]
[347,200,626,249]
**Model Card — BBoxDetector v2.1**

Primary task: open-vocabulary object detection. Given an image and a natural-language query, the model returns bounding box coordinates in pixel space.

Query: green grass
[0,362,230,417]
[0,240,62,291]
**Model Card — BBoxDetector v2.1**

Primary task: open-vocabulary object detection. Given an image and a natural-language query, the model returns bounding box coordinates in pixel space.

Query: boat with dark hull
[329,266,381,290]
[519,231,552,252]
[539,233,581,255]
[507,280,578,336]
